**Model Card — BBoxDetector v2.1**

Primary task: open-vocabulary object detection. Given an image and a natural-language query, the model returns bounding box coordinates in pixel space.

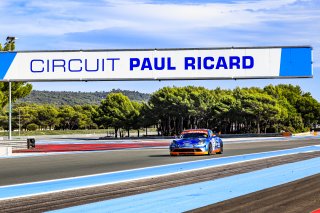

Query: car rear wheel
[217,145,223,154]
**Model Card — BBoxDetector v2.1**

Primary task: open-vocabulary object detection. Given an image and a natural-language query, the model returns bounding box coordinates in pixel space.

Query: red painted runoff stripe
[14,142,169,153]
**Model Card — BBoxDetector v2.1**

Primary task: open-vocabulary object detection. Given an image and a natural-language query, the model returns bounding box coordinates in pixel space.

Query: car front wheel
[217,145,223,154]
[208,143,213,155]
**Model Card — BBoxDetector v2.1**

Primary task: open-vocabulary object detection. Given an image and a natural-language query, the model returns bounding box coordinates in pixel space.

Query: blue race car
[170,129,223,156]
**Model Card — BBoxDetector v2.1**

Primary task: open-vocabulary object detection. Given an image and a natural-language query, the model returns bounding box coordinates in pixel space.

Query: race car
[169,129,223,156]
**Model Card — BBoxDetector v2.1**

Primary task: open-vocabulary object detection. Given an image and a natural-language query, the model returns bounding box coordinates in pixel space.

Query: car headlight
[197,140,205,146]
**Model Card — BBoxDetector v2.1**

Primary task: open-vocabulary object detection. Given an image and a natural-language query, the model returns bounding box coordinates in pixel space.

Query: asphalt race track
[0,137,319,186]
[0,137,319,212]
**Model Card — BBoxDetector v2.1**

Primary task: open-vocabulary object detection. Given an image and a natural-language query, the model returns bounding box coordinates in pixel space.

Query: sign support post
[8,81,11,140]
[5,36,16,140]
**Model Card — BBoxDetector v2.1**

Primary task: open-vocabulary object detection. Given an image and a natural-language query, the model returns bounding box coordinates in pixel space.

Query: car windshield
[181,133,208,139]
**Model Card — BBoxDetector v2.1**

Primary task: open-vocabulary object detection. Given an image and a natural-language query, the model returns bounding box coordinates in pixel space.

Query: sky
[0,0,319,100]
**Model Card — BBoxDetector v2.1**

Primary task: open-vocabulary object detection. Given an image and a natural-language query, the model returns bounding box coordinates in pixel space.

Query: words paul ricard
[29,56,254,73]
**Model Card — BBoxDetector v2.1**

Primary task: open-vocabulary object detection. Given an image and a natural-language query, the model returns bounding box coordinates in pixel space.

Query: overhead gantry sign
[0,46,312,82]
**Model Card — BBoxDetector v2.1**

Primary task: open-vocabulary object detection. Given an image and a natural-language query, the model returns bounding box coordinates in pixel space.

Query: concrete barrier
[218,133,282,138]
[282,132,292,137]
[0,146,12,156]
[0,140,28,150]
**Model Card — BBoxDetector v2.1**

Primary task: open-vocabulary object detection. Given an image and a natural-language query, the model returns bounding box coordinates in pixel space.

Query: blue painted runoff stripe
[50,157,320,213]
[0,145,319,200]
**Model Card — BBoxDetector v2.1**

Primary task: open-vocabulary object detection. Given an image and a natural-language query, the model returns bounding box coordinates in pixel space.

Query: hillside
[17,89,151,105]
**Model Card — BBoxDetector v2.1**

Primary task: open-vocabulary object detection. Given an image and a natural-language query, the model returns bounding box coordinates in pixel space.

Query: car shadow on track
[148,155,210,157]
[148,155,172,157]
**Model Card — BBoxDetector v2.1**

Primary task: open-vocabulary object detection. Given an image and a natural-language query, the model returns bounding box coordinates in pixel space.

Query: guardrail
[99,133,284,140]
[0,139,36,156]
[218,133,283,138]
[0,140,28,150]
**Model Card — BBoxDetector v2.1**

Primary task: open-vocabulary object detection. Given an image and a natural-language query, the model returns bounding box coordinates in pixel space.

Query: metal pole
[19,108,21,137]
[6,36,16,141]
[9,81,12,140]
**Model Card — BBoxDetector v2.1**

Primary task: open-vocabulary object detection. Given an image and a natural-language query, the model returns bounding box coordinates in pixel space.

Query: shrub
[27,123,38,131]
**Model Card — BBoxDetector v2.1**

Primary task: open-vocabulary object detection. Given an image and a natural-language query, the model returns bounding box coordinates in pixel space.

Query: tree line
[0,84,319,136]
[148,85,320,135]
[0,104,98,132]
[18,89,150,106]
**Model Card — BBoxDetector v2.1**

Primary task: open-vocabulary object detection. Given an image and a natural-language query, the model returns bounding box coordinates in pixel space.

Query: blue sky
[0,0,319,100]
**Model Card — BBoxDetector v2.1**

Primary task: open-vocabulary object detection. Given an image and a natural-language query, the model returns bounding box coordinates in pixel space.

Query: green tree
[80,105,99,129]
[210,88,237,133]
[13,104,39,131]
[130,101,143,137]
[148,86,217,135]
[57,105,76,130]
[98,93,136,137]
[296,93,320,129]
[264,84,316,132]
[240,88,280,133]
[139,102,158,136]
[36,105,59,130]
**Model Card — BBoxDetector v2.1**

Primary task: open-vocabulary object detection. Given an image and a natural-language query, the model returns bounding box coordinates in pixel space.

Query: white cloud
[0,0,316,36]
[0,0,319,65]
[2,0,317,99]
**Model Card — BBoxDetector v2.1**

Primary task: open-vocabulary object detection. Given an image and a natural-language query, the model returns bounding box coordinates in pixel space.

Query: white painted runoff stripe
[29,134,320,145]
[0,145,319,201]
[0,147,167,159]
[50,157,320,213]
